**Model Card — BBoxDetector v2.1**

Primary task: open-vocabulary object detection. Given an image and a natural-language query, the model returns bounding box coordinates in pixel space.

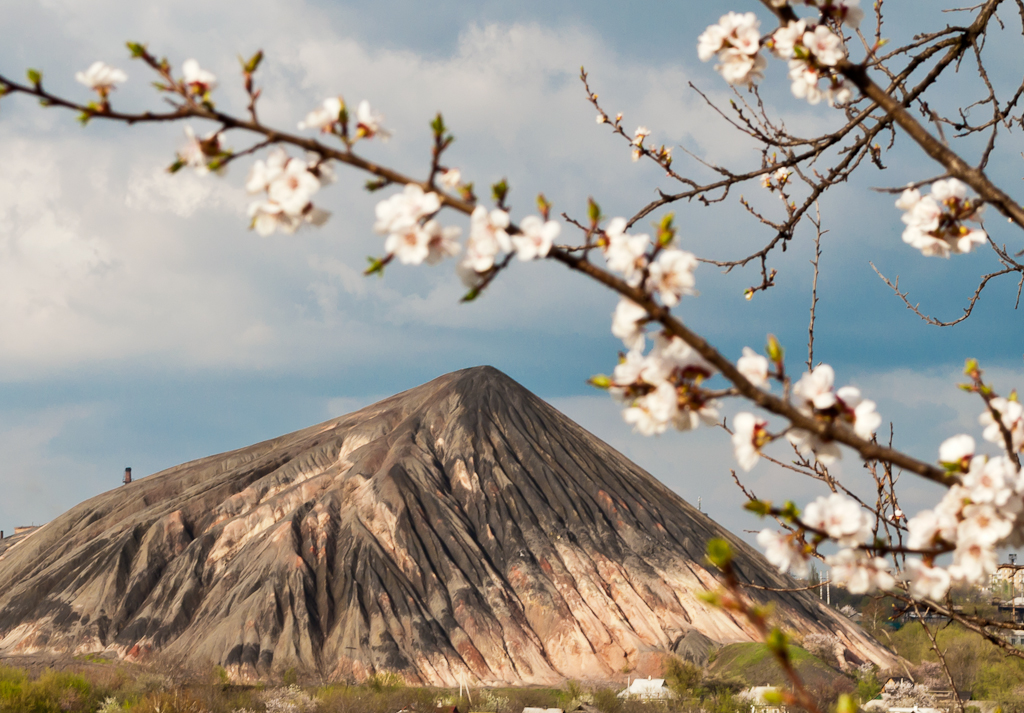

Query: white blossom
[177,126,225,175]
[604,218,651,287]
[757,529,809,577]
[803,493,872,546]
[770,20,806,59]
[697,24,729,62]
[906,507,958,551]
[895,186,921,211]
[834,0,865,29]
[374,184,442,236]
[788,428,842,464]
[355,100,388,140]
[182,59,217,95]
[439,168,461,191]
[827,80,853,107]
[268,158,322,217]
[852,400,881,439]
[827,549,895,594]
[834,386,881,439]
[737,347,770,388]
[698,12,766,86]
[733,412,768,471]
[646,249,698,306]
[248,201,296,236]
[384,224,430,265]
[674,401,720,432]
[611,349,648,399]
[611,298,648,351]
[803,25,845,66]
[904,558,951,601]
[958,503,1013,545]
[298,97,343,132]
[512,216,560,261]
[948,537,998,584]
[932,178,967,202]
[246,148,288,194]
[935,483,971,521]
[717,49,767,87]
[788,60,823,105]
[980,397,1024,452]
[623,381,678,435]
[939,434,975,469]
[462,206,511,272]
[423,220,462,265]
[794,364,837,410]
[898,179,987,257]
[633,126,651,146]
[75,61,127,91]
[962,455,1018,507]
[649,333,715,378]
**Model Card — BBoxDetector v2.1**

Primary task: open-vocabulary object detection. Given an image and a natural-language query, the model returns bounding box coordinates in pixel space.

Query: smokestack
[123,467,132,485]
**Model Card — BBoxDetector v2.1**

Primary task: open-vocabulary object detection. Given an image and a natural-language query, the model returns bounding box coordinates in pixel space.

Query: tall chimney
[123,467,132,485]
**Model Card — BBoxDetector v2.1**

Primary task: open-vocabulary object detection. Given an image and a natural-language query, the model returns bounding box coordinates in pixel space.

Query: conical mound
[0,366,895,684]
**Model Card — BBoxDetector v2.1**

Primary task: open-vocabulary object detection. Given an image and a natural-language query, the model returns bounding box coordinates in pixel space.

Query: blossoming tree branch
[4,0,1024,708]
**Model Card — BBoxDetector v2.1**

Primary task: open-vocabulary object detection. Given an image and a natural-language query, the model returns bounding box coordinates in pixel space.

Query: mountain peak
[0,368,895,684]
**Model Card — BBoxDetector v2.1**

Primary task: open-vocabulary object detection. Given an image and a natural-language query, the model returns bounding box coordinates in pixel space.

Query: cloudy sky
[0,1,1022,549]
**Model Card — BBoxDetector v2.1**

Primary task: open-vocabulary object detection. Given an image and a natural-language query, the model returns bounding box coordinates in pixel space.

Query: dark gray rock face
[0,366,894,684]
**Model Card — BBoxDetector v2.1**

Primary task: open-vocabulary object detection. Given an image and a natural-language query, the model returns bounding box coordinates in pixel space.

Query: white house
[616,676,676,700]
[738,686,787,713]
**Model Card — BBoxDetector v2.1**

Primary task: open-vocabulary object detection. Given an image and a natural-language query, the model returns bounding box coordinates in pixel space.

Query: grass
[705,642,843,689]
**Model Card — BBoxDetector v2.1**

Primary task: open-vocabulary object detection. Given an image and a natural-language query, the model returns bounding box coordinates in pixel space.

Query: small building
[882,677,914,695]
[616,676,675,701]
[738,686,787,713]
[996,597,1024,623]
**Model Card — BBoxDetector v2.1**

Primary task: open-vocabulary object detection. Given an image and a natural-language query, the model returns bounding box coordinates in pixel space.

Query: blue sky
[0,1,1022,545]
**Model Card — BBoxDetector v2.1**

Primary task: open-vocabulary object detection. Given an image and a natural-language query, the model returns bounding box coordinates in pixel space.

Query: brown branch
[870,261,1016,326]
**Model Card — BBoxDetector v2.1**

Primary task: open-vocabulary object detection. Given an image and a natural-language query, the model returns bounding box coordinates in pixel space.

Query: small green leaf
[744,500,771,517]
[364,257,387,276]
[587,197,601,224]
[964,357,979,376]
[461,286,481,302]
[536,193,551,220]
[656,212,676,246]
[26,69,41,87]
[779,501,800,521]
[77,111,92,126]
[587,374,611,390]
[430,113,446,137]
[697,590,722,606]
[766,334,783,363]
[491,178,509,205]
[167,158,185,174]
[706,538,732,569]
[242,50,264,74]
[765,627,788,655]
[126,41,147,58]
[365,178,389,192]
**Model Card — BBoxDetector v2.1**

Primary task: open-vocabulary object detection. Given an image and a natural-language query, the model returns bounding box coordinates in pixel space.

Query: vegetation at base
[880,621,1024,709]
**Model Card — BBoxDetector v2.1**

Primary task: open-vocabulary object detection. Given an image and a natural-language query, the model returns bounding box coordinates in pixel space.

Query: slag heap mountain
[0,367,895,684]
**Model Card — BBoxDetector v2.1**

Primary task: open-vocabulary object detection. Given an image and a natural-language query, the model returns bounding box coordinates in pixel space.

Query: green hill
[706,642,847,689]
